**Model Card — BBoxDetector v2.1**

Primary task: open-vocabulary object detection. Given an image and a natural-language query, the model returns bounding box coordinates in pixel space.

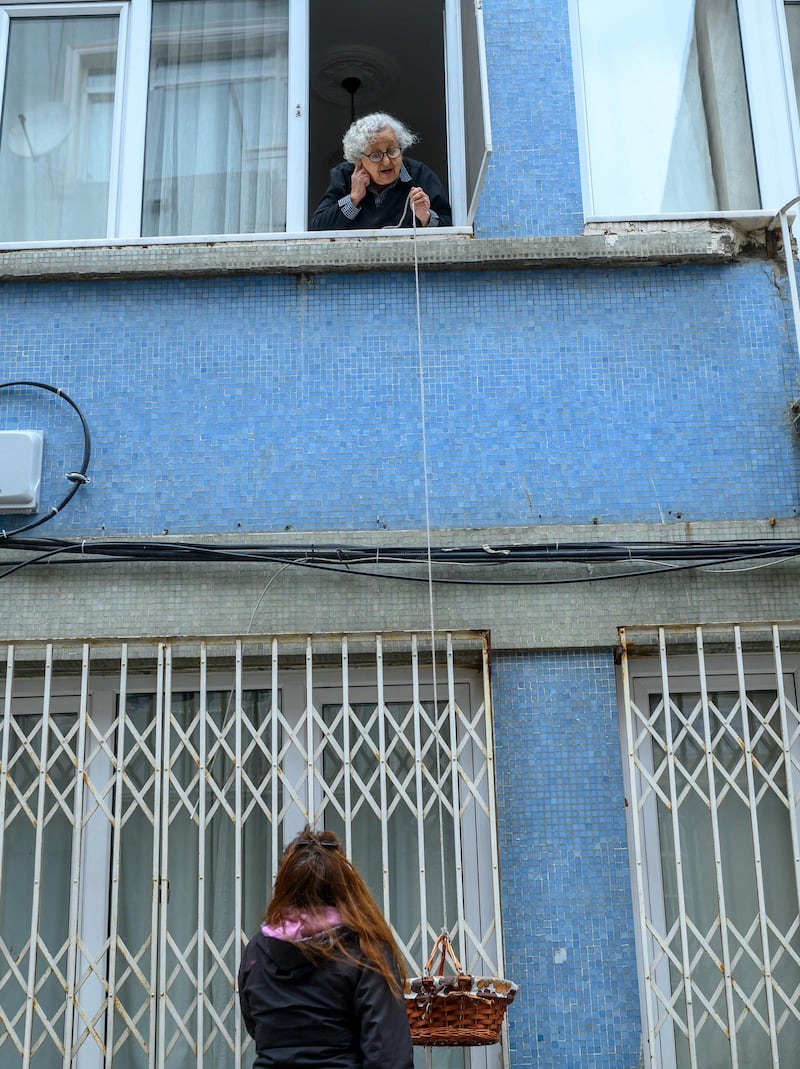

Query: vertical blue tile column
[492,650,642,1068]
[477,0,585,237]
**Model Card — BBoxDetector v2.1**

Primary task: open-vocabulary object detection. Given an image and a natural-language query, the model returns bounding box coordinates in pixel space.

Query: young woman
[238,826,414,1069]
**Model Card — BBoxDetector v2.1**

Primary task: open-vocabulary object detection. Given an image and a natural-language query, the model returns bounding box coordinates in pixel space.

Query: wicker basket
[404,932,517,1047]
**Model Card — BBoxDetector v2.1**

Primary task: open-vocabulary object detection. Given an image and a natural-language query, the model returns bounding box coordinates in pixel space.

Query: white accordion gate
[0,631,503,1069]
[619,624,800,1069]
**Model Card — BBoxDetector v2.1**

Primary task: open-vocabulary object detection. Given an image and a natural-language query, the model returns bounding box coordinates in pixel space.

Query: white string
[386,189,413,228]
[410,202,449,940]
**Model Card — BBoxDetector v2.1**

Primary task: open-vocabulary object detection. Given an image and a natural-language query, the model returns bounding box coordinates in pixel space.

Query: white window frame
[0,0,491,246]
[568,0,800,227]
[617,624,800,1069]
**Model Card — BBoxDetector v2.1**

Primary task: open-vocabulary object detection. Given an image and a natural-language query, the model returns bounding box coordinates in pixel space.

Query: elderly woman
[311,112,452,231]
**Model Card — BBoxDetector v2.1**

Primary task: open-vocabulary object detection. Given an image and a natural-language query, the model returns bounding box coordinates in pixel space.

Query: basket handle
[423,931,465,977]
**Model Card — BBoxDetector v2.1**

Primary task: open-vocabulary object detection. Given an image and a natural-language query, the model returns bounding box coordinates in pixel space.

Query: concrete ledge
[3,518,800,649]
[0,227,753,281]
[1,515,793,551]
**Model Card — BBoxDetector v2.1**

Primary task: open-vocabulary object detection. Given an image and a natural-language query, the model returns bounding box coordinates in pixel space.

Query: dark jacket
[311,158,452,230]
[238,928,414,1069]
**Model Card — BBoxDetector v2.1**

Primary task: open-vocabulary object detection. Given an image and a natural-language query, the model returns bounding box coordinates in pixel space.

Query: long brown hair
[264,826,406,995]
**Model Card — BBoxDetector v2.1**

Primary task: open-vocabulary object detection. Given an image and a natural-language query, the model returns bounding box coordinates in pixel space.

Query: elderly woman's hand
[409,187,431,226]
[350,161,370,206]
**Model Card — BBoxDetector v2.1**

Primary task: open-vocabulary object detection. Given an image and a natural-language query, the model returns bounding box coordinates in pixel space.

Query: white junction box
[0,430,44,513]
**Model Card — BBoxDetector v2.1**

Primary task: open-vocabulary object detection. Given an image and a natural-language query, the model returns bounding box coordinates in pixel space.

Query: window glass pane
[460,0,491,223]
[114,690,273,1069]
[784,3,800,113]
[0,16,119,241]
[142,0,289,236]
[575,0,760,215]
[0,710,76,1068]
[322,698,463,1069]
[114,693,158,1069]
[322,700,458,936]
[651,689,800,1069]
[0,637,500,1069]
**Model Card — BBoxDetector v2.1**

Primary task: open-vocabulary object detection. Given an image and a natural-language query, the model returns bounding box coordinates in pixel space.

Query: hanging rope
[405,217,519,1048]
[409,207,450,947]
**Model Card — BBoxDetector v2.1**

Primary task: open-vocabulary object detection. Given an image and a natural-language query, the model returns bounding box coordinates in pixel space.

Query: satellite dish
[8,103,73,159]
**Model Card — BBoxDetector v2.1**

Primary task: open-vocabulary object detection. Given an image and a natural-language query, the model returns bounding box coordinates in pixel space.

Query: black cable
[5,534,800,564]
[0,543,79,581]
[0,381,91,538]
[2,534,800,585]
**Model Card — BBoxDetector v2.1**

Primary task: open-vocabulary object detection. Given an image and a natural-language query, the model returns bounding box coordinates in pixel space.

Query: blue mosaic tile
[477,0,585,237]
[0,263,797,536]
[492,650,641,1068]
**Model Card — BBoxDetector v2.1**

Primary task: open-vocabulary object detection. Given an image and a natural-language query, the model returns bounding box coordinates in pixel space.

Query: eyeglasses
[363,146,401,163]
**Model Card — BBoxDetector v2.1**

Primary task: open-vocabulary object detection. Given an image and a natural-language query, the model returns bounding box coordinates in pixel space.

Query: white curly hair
[341,113,418,164]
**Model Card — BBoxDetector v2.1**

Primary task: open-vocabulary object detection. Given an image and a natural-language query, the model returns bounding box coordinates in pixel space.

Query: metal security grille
[0,631,503,1069]
[619,624,800,1069]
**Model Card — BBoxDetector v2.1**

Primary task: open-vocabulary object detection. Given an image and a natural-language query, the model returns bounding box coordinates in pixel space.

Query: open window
[0,0,491,243]
[307,0,491,228]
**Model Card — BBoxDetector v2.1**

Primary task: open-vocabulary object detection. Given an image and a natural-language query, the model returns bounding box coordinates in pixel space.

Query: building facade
[2,2,800,1068]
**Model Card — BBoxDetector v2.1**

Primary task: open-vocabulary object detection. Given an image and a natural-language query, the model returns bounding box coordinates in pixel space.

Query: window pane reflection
[142,0,289,236]
[784,3,800,119]
[652,690,800,1069]
[0,16,118,241]
[576,0,760,215]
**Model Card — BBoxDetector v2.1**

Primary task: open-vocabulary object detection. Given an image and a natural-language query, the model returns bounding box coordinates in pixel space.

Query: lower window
[619,623,800,1069]
[0,631,504,1069]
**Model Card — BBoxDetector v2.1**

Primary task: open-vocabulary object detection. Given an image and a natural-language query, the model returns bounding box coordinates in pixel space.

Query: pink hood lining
[262,907,343,942]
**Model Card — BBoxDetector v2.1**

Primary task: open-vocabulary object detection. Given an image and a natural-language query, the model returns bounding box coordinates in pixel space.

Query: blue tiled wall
[492,650,641,1069]
[0,5,792,1068]
[1,262,797,537]
[478,0,585,237]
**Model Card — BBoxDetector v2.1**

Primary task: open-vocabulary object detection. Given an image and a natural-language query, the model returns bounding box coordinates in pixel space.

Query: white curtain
[0,712,76,1069]
[656,691,800,1069]
[142,0,289,236]
[114,690,272,1069]
[322,700,464,1069]
[576,0,759,215]
[0,681,481,1069]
